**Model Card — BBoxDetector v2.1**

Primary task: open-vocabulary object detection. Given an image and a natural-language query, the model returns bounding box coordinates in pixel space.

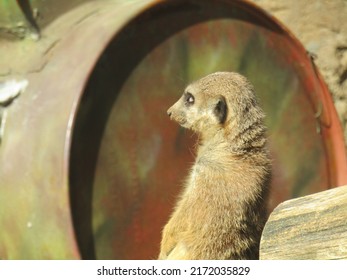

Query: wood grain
[260,185,347,260]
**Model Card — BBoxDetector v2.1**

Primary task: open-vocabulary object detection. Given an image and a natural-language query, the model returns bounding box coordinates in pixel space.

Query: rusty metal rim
[65,0,159,172]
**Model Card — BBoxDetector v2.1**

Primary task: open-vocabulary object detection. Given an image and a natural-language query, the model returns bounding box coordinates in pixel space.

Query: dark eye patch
[184,92,195,106]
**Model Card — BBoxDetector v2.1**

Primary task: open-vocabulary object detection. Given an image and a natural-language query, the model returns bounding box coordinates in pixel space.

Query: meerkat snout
[159,71,271,260]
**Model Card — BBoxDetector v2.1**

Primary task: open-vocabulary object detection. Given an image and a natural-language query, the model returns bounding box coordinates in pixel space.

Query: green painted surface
[0,0,95,39]
[0,0,24,24]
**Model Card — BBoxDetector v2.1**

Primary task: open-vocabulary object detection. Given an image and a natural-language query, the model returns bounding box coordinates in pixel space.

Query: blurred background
[0,0,346,259]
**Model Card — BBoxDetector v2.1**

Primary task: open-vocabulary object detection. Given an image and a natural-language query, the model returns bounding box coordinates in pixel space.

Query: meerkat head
[167,74,229,136]
[167,72,265,144]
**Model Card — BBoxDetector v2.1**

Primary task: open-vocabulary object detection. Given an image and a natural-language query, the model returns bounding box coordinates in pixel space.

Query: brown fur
[158,72,271,260]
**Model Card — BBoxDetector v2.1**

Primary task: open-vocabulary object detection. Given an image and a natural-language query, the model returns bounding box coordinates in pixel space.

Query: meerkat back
[159,72,271,260]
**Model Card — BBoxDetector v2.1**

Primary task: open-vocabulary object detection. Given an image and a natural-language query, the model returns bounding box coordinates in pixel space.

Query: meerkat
[158,72,271,260]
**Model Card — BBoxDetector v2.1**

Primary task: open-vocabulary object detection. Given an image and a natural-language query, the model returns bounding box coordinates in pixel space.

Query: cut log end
[260,185,347,260]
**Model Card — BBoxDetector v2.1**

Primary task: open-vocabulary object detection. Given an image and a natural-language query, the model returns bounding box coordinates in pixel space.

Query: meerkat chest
[185,156,227,191]
[186,164,200,191]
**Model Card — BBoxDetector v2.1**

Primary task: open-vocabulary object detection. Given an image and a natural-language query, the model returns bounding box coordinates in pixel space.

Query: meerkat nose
[167,109,172,117]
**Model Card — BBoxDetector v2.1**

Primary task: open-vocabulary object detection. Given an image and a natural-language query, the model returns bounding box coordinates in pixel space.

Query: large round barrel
[0,0,346,259]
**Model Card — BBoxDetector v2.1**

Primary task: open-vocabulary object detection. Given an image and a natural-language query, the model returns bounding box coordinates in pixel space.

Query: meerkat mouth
[174,116,187,126]
[178,120,187,126]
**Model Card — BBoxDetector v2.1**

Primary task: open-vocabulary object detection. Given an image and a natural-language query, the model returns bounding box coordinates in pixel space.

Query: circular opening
[69,0,345,259]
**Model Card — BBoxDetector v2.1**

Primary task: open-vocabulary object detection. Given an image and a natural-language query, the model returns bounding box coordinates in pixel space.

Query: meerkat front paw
[165,242,189,260]
[159,242,189,260]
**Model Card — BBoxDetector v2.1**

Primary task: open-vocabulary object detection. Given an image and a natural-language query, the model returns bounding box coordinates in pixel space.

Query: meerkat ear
[214,96,228,124]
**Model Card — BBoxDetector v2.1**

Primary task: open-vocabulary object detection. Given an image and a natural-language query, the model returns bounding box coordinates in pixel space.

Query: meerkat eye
[185,92,195,106]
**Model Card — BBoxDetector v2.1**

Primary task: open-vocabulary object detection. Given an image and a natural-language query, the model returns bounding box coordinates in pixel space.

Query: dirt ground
[251,0,347,147]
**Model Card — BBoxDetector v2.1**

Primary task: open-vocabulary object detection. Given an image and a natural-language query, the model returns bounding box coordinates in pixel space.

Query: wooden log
[260,185,347,260]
